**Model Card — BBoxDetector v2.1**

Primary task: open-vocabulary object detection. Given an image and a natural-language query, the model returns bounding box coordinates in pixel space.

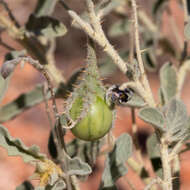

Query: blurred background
[0,0,190,189]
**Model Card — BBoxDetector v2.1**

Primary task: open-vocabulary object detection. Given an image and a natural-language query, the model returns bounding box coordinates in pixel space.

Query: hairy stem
[67,1,128,74]
[131,0,155,107]
[160,137,172,190]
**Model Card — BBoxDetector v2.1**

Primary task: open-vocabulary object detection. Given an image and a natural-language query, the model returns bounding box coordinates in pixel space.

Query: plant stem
[131,0,155,107]
[67,0,128,74]
[160,137,172,190]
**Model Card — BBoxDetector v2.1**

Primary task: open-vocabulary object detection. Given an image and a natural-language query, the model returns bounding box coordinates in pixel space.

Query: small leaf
[0,73,10,104]
[34,0,58,17]
[1,59,18,79]
[125,92,146,108]
[51,180,66,190]
[65,155,92,176]
[146,133,162,178]
[0,125,45,163]
[66,138,103,167]
[184,117,190,141]
[138,107,165,131]
[160,62,177,104]
[0,85,48,123]
[16,181,34,190]
[35,179,66,190]
[184,19,190,40]
[26,15,67,38]
[1,50,26,79]
[164,99,188,142]
[99,133,132,189]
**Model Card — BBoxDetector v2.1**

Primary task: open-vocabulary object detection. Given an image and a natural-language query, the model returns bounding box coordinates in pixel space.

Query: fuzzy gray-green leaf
[0,74,10,104]
[125,93,146,108]
[26,15,67,38]
[34,0,58,17]
[0,85,47,123]
[164,99,188,141]
[65,155,92,176]
[184,117,190,141]
[51,180,66,190]
[0,125,45,163]
[139,107,165,131]
[99,133,132,189]
[34,179,66,190]
[160,62,177,104]
[0,50,26,104]
[184,19,190,40]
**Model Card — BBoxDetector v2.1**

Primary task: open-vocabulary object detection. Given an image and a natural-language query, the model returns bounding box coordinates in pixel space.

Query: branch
[160,137,172,190]
[130,0,155,107]
[67,1,128,74]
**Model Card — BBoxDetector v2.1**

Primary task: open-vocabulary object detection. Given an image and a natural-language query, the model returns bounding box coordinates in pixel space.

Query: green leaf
[0,85,47,123]
[164,99,188,142]
[26,15,67,38]
[124,93,146,108]
[0,125,45,163]
[51,180,66,190]
[160,62,177,104]
[16,181,34,190]
[1,50,26,79]
[108,18,131,37]
[0,68,85,123]
[65,155,92,176]
[0,74,10,104]
[0,50,26,104]
[35,179,66,190]
[184,19,190,40]
[49,132,103,170]
[138,107,165,131]
[34,0,58,17]
[184,117,190,141]
[146,133,162,178]
[99,133,132,189]
[67,138,103,167]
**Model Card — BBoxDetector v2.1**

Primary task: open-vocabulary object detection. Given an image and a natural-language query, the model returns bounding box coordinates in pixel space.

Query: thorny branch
[63,0,129,74]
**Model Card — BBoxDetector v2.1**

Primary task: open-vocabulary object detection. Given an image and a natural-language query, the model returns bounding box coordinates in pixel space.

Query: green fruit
[70,96,113,141]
